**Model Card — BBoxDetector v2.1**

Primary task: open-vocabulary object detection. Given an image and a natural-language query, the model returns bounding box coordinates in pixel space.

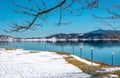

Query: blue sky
[0,0,117,38]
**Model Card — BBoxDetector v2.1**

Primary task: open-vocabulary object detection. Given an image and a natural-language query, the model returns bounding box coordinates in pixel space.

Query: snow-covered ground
[0,49,91,78]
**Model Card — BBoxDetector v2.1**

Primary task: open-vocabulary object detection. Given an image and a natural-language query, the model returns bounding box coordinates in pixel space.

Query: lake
[0,41,120,66]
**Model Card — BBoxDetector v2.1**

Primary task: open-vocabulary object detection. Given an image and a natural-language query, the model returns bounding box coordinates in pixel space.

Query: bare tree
[5,0,120,33]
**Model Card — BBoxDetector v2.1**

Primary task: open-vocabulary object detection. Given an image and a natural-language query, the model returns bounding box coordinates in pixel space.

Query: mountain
[1,30,120,42]
[45,33,83,39]
[87,29,120,34]
[0,35,20,41]
[82,29,120,39]
[44,29,120,40]
[0,35,13,39]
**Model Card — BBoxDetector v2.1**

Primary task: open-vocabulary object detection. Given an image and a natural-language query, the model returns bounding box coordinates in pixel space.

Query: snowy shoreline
[0,48,120,78]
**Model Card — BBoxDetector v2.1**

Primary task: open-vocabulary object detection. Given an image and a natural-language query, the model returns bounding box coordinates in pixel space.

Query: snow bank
[102,67,120,72]
[71,55,100,66]
[0,49,91,78]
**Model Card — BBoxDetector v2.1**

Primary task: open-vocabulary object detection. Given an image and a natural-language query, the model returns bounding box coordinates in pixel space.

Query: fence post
[15,45,17,49]
[25,45,26,50]
[80,46,82,58]
[61,43,64,52]
[73,44,75,54]
[45,44,46,51]
[91,47,94,65]
[112,52,114,66]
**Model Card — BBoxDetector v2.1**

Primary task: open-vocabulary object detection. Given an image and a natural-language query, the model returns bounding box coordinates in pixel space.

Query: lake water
[0,41,120,66]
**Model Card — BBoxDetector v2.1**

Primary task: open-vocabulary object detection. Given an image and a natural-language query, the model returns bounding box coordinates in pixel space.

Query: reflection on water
[47,41,120,49]
[0,41,9,46]
[0,41,120,66]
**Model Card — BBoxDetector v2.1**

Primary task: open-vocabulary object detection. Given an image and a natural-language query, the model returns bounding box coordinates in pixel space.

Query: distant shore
[1,29,120,42]
[1,38,120,42]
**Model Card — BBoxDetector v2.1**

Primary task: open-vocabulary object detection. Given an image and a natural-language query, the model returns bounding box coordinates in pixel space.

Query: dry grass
[85,58,111,67]
[57,52,113,77]
[115,71,120,78]
[29,51,38,53]
[22,51,39,55]
[57,52,71,55]
[5,48,16,50]
[64,55,100,74]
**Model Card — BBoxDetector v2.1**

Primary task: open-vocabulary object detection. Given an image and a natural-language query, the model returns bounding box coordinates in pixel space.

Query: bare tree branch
[6,0,67,32]
[5,0,120,33]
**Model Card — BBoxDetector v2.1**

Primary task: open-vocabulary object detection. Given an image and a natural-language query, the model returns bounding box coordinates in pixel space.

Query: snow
[97,67,120,78]
[71,55,100,66]
[108,74,119,78]
[101,67,120,72]
[0,49,91,78]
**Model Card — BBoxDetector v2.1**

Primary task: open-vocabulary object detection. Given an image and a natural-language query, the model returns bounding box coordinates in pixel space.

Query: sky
[0,0,119,38]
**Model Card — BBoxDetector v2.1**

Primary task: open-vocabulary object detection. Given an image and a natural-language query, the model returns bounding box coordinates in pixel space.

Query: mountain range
[1,29,120,42]
[43,29,120,40]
